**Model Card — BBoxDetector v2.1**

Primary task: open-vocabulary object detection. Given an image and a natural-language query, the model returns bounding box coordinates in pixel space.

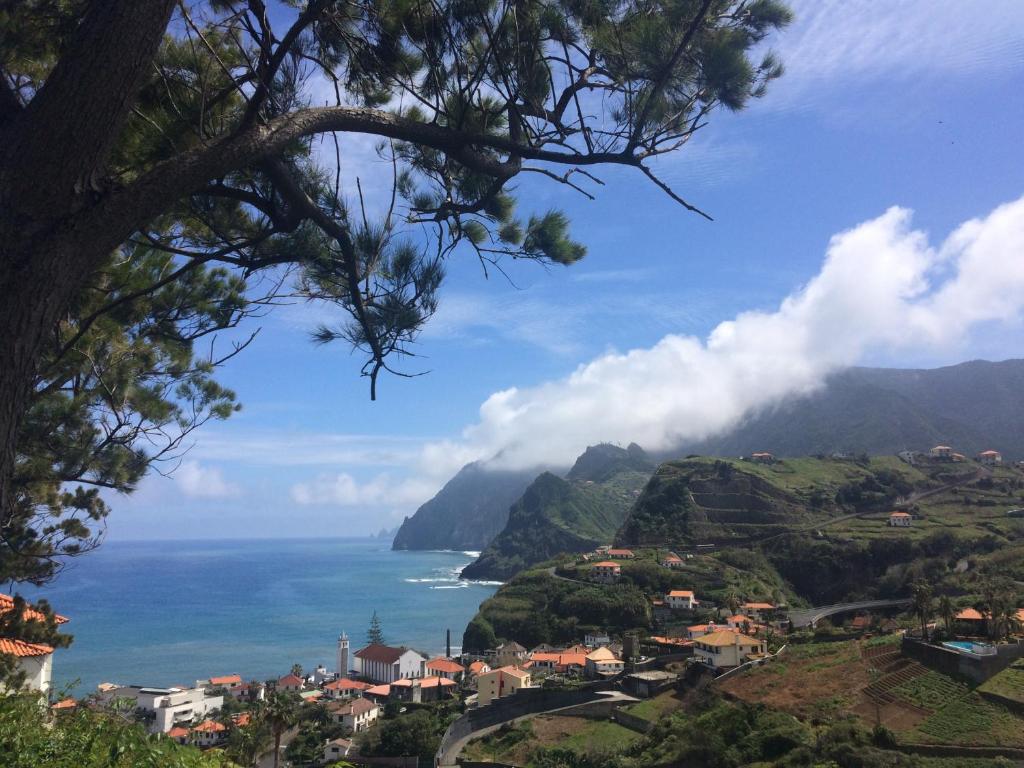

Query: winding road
[786,598,913,628]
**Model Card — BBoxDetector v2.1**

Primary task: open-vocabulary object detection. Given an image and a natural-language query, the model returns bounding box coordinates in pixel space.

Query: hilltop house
[977,449,1003,465]
[930,445,953,460]
[353,643,428,684]
[323,737,354,763]
[741,602,775,621]
[607,548,635,559]
[476,666,533,706]
[192,719,227,748]
[322,677,371,700]
[888,511,912,528]
[956,607,988,632]
[468,660,491,678]
[666,590,698,611]
[751,452,774,463]
[693,630,767,670]
[585,647,624,678]
[328,697,379,732]
[591,560,621,584]
[492,641,528,667]
[424,657,465,681]
[529,651,587,674]
[0,594,70,695]
[661,553,684,569]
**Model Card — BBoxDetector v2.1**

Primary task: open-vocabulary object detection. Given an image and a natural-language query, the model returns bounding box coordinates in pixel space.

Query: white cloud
[423,195,1024,471]
[290,472,440,508]
[174,460,241,499]
[771,1,1024,100]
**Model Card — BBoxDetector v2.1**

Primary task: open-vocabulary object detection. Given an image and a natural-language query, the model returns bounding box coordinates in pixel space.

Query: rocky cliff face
[391,462,538,551]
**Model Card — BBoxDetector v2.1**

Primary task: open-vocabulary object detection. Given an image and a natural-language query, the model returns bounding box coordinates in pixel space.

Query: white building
[584,632,611,648]
[693,630,767,669]
[584,647,624,678]
[665,590,698,610]
[889,511,912,528]
[102,686,224,733]
[329,697,379,732]
[977,449,1003,466]
[0,639,54,694]
[323,737,353,764]
[353,644,428,684]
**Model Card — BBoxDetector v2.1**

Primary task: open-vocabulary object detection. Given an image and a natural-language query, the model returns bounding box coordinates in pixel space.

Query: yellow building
[693,630,767,669]
[476,665,532,706]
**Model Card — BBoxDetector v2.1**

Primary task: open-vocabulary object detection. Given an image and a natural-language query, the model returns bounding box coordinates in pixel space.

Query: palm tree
[290,663,303,678]
[226,719,272,768]
[260,692,299,768]
[938,595,955,638]
[912,581,934,641]
[724,590,741,616]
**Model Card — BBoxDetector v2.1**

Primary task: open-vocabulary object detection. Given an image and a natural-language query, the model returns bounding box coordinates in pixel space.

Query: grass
[911,693,1024,747]
[557,719,643,752]
[979,659,1024,707]
[622,690,682,722]
[890,671,970,711]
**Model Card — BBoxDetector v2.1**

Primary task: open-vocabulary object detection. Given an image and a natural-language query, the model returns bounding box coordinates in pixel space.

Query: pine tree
[367,611,385,646]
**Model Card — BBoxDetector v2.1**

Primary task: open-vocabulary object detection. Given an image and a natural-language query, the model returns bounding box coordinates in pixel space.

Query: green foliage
[367,611,385,646]
[0,693,234,767]
[366,707,454,759]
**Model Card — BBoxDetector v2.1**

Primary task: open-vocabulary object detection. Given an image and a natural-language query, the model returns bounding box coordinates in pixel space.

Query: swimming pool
[943,641,974,650]
[943,640,996,656]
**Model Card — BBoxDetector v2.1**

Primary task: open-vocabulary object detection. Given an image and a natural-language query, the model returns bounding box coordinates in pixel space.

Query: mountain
[460,444,655,580]
[391,462,538,551]
[682,359,1024,459]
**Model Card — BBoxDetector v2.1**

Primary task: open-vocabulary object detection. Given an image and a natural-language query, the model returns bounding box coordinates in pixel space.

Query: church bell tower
[337,631,349,678]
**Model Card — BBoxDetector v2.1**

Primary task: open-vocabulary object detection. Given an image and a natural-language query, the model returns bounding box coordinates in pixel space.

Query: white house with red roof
[192,719,227,747]
[323,737,354,763]
[977,449,1003,465]
[0,593,70,694]
[661,553,684,569]
[888,511,912,528]
[930,445,953,459]
[590,560,621,584]
[665,590,698,611]
[607,548,635,559]
[328,697,379,732]
[424,657,465,681]
[354,643,428,683]
[322,677,372,700]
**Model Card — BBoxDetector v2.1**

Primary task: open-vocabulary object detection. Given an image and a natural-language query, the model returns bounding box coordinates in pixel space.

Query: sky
[112,0,1024,540]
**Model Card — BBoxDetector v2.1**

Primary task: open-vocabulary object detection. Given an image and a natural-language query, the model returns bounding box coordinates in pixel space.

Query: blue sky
[114,1,1024,539]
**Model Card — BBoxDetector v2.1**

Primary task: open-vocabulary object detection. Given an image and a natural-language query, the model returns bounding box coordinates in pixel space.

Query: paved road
[787,598,913,628]
[438,691,638,766]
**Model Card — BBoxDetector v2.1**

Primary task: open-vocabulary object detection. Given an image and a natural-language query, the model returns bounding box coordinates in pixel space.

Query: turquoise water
[17,538,498,695]
[944,641,975,650]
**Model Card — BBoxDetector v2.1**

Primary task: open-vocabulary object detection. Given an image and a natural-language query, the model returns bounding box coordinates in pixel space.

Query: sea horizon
[15,537,500,695]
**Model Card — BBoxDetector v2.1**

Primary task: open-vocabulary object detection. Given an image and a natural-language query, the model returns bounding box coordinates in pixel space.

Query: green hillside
[460,444,654,580]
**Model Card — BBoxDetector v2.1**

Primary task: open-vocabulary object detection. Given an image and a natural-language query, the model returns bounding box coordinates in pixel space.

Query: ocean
[17,538,500,695]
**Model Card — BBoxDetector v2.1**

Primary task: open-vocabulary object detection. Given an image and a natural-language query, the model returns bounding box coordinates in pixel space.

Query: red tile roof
[419,675,457,688]
[468,661,490,675]
[354,643,406,664]
[742,602,775,610]
[277,674,303,687]
[231,712,252,727]
[335,697,377,716]
[208,674,242,686]
[0,594,69,625]
[193,720,226,733]
[668,590,695,597]
[324,677,372,691]
[592,561,620,568]
[363,684,390,697]
[168,727,190,739]
[607,549,634,557]
[51,698,77,710]
[0,638,54,657]
[956,607,986,621]
[425,657,464,674]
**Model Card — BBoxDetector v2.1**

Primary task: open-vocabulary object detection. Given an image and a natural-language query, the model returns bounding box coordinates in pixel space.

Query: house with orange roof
[323,677,372,700]
[751,452,774,463]
[977,449,1003,466]
[424,657,465,681]
[192,719,227,747]
[666,589,698,611]
[661,553,684,569]
[328,697,379,732]
[590,560,621,584]
[362,683,391,703]
[50,697,77,712]
[725,615,754,630]
[468,660,491,678]
[686,622,718,640]
[476,666,533,706]
[0,593,70,694]
[888,511,912,528]
[956,607,988,629]
[607,548,635,559]
[930,445,953,459]
[584,647,624,678]
[276,673,304,693]
[528,651,587,674]
[199,674,242,690]
[693,630,767,669]
[167,726,191,745]
[391,675,458,703]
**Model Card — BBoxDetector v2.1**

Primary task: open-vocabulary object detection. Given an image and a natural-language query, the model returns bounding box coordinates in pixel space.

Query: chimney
[446,628,451,658]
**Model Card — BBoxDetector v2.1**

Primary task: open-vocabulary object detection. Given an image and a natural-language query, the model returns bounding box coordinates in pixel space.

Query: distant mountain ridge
[460,444,655,580]
[682,359,1024,459]
[391,462,537,551]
